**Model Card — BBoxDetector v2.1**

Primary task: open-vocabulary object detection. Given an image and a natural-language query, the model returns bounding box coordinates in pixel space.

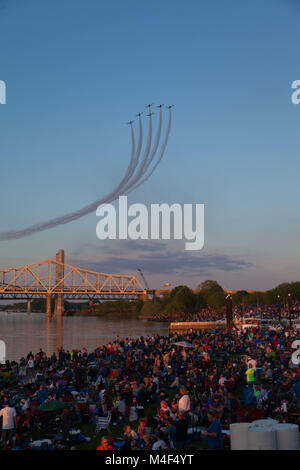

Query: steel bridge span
[0,250,148,315]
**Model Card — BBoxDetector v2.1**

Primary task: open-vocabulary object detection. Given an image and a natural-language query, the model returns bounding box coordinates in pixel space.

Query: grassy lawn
[77,400,159,450]
[76,423,206,450]
[77,396,209,450]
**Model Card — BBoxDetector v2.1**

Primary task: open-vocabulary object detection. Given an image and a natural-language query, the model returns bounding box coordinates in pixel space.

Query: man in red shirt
[97,436,114,450]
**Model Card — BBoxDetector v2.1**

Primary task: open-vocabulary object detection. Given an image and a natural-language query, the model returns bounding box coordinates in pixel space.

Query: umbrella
[57,379,67,386]
[39,400,65,412]
[173,341,194,349]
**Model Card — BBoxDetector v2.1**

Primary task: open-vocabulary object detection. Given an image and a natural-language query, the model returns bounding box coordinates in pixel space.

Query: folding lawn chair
[95,411,111,435]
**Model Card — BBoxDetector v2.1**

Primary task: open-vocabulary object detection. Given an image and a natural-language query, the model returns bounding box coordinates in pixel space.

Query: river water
[0,312,169,361]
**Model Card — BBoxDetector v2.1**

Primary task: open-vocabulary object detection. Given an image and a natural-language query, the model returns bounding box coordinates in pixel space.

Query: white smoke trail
[0,122,137,241]
[122,113,153,192]
[129,108,172,193]
[122,115,143,190]
[92,111,153,206]
[132,115,143,170]
[141,106,162,175]
[0,107,172,241]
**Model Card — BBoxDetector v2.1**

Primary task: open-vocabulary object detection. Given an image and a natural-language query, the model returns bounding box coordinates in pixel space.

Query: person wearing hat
[0,401,17,449]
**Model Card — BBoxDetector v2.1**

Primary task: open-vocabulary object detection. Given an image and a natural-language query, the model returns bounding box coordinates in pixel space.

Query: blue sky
[0,0,300,290]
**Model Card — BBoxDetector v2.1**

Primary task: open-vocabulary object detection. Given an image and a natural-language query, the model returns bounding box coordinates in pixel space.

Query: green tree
[198,280,223,293]
[198,280,225,310]
[205,291,225,311]
[140,299,162,317]
[170,286,196,311]
[195,292,206,309]
[232,290,249,306]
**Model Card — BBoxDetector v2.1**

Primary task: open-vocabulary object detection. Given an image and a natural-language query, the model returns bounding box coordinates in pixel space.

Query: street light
[287,293,292,329]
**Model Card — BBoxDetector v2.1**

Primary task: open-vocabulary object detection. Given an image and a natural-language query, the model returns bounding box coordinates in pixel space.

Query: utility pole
[287,293,292,329]
[225,294,233,332]
[277,295,281,324]
[242,297,245,326]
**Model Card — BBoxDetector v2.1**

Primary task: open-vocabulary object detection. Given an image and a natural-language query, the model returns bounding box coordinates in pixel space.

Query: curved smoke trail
[0,107,172,241]
[119,124,136,189]
[95,111,152,206]
[122,115,143,190]
[132,115,143,171]
[129,108,172,193]
[122,113,153,193]
[141,106,162,175]
[0,122,137,241]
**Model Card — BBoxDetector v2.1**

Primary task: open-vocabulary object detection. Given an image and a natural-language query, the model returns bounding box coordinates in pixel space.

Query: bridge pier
[54,249,64,316]
[138,293,148,301]
[27,299,31,315]
[54,295,64,315]
[46,294,52,316]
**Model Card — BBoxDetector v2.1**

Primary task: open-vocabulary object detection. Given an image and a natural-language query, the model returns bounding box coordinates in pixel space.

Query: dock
[169,320,226,330]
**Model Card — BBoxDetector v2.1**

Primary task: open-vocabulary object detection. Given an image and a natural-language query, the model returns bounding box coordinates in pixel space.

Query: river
[0,312,169,361]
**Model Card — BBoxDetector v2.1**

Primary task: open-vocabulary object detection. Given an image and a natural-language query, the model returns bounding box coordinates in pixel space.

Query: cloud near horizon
[69,241,253,277]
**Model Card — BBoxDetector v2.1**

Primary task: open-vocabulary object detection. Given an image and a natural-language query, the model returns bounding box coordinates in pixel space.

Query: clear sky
[0,0,300,290]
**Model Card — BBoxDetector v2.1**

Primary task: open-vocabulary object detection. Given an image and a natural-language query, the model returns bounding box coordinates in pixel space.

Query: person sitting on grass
[37,385,48,404]
[152,431,169,450]
[206,393,224,419]
[123,424,138,442]
[137,418,147,440]
[96,435,114,450]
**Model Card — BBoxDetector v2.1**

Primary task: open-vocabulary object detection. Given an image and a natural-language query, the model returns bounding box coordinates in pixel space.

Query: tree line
[140,280,300,317]
[2,280,300,315]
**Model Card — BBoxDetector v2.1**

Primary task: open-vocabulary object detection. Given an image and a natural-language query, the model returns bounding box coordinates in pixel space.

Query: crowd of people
[151,309,220,322]
[150,302,300,323]
[0,324,299,450]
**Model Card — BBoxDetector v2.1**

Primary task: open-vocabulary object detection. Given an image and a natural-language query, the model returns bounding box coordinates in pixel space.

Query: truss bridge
[0,250,148,315]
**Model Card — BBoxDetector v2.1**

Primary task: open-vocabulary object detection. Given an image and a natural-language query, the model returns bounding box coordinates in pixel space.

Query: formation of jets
[126,104,174,124]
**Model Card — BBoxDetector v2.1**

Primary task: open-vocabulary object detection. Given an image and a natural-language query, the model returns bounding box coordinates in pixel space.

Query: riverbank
[0,312,169,361]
